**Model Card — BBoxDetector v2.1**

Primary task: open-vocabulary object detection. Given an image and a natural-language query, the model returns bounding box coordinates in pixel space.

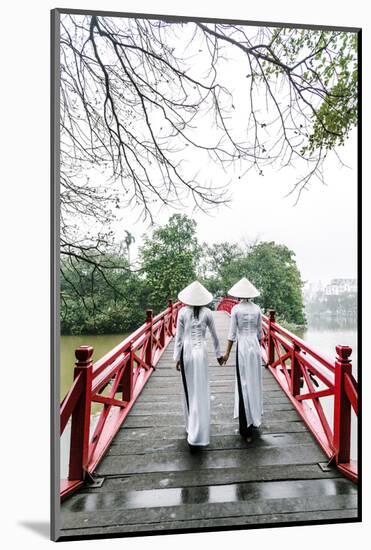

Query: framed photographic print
[51,6,361,542]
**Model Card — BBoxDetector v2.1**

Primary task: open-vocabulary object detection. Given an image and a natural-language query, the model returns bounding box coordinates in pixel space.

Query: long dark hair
[193,306,201,319]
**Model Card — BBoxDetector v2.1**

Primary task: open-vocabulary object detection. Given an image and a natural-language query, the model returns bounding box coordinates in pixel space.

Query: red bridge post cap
[336,345,352,363]
[336,346,352,363]
[75,345,94,364]
[268,309,276,321]
[146,309,153,322]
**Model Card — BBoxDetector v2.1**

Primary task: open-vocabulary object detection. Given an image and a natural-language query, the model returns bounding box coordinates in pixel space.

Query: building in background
[324,279,357,296]
[304,279,357,318]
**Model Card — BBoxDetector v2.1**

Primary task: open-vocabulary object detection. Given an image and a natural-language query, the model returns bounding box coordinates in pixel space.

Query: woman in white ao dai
[174,281,223,451]
[223,278,263,442]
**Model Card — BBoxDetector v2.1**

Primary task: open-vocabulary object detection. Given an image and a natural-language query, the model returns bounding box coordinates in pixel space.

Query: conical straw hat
[178,280,213,306]
[228,277,260,298]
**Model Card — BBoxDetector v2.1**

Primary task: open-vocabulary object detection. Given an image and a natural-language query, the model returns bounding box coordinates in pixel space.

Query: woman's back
[230,301,262,340]
[175,305,220,358]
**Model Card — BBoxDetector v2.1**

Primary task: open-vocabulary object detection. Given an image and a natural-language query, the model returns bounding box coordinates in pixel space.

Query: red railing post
[333,345,352,464]
[145,309,153,368]
[267,309,276,366]
[68,345,93,481]
[121,343,133,401]
[160,315,166,347]
[159,302,169,348]
[168,299,174,335]
[291,342,301,397]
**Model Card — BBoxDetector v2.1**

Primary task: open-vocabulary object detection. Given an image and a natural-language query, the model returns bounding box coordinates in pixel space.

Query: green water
[60,332,130,477]
[61,333,129,403]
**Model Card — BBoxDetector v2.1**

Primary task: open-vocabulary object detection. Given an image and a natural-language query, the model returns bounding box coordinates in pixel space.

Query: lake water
[301,316,358,462]
[301,316,358,373]
[60,332,129,478]
[60,333,129,404]
[60,315,358,477]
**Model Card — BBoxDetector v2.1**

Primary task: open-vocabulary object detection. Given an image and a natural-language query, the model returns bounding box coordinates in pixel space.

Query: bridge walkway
[60,311,357,537]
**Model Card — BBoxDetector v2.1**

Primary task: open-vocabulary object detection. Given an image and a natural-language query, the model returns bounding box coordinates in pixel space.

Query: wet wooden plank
[152,366,234,373]
[96,444,327,476]
[137,391,291,403]
[128,400,293,415]
[80,463,343,493]
[141,384,282,398]
[108,432,316,455]
[144,381,280,390]
[59,508,359,537]
[61,494,358,530]
[63,478,356,516]
[123,409,301,428]
[116,420,309,442]
[139,385,282,396]
[146,377,270,388]
[152,369,255,377]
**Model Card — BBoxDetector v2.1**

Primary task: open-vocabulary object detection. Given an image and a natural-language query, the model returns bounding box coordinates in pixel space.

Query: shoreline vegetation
[61,214,307,336]
[275,318,306,334]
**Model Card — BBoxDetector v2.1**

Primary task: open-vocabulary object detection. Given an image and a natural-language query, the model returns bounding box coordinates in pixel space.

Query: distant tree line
[61,214,306,334]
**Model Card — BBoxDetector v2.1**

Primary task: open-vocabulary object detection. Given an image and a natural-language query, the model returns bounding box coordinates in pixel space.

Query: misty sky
[110,129,357,285]
[63,18,358,285]
[196,133,357,284]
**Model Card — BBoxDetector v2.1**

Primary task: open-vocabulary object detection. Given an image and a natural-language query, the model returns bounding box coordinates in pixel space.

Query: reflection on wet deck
[60,312,358,538]
[67,478,356,513]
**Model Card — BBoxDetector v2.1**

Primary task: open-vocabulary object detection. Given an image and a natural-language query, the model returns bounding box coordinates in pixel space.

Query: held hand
[217,356,224,366]
[176,361,181,371]
[223,353,229,365]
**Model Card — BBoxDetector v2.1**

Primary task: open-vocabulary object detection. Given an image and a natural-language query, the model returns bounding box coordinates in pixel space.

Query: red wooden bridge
[59,298,358,538]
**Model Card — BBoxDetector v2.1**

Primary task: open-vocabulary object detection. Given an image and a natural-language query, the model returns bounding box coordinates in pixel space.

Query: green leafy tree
[201,242,243,276]
[260,30,357,157]
[245,242,305,324]
[61,254,149,334]
[140,214,201,312]
[199,242,243,295]
[205,241,306,325]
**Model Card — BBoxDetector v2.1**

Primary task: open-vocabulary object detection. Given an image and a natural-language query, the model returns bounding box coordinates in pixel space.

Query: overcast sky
[195,132,358,284]
[64,18,358,286]
[112,128,357,285]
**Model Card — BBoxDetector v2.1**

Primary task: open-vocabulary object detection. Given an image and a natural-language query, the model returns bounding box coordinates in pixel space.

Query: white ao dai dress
[173,306,221,446]
[228,299,263,429]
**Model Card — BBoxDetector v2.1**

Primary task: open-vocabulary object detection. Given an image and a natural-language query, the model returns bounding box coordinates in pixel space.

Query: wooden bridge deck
[60,311,357,537]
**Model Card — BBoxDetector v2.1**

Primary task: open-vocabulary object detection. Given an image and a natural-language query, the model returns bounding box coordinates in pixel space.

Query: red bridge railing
[60,299,182,499]
[217,297,358,483]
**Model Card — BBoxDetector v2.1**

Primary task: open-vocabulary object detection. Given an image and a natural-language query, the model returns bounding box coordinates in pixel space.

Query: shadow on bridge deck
[60,311,357,537]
